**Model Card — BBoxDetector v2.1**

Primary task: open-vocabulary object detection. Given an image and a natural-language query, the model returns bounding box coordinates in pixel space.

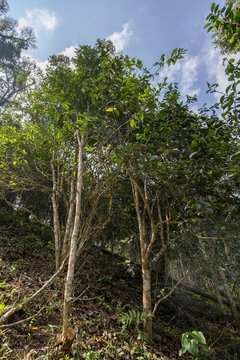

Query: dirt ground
[0,233,240,360]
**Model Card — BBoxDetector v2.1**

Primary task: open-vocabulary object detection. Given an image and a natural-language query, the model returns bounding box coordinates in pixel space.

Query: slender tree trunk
[51,148,61,270]
[130,179,153,344]
[61,174,75,260]
[142,262,152,343]
[157,197,166,285]
[62,131,84,350]
[218,266,239,324]
[212,277,226,315]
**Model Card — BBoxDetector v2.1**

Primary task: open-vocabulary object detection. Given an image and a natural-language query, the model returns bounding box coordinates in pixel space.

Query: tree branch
[0,255,68,325]
[152,271,189,316]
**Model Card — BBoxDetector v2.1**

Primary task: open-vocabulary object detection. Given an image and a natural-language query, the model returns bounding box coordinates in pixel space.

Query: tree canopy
[0,0,36,107]
[0,1,239,358]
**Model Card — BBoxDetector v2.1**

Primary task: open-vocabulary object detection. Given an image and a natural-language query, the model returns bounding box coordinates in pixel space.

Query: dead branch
[152,271,189,316]
[0,305,46,329]
[0,255,68,325]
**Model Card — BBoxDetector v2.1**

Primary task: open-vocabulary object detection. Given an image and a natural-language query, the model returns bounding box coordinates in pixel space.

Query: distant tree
[205,2,240,121]
[0,0,36,107]
[205,0,240,54]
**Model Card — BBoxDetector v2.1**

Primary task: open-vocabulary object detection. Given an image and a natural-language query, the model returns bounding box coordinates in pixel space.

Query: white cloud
[158,55,200,97]
[36,59,49,72]
[61,45,77,59]
[18,17,28,29]
[181,56,200,96]
[21,53,49,72]
[201,41,238,100]
[18,8,57,34]
[22,45,77,73]
[157,40,239,101]
[107,22,133,52]
[158,61,181,84]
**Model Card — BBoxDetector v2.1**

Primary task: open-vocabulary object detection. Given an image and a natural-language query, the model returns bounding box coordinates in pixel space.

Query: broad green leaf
[179,348,186,356]
[192,330,207,344]
[188,339,199,356]
[181,332,190,348]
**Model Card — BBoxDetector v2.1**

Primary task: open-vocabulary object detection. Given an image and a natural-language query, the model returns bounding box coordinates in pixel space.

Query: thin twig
[152,271,189,316]
[0,305,46,329]
[0,255,68,325]
[71,286,90,303]
[209,321,235,349]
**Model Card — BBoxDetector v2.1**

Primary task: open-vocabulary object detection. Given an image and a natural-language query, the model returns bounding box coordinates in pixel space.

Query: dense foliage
[0,0,239,359]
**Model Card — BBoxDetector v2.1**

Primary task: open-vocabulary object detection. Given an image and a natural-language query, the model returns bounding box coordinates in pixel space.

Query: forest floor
[0,224,240,360]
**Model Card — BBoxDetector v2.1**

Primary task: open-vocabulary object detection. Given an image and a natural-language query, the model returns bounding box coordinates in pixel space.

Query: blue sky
[8,0,229,108]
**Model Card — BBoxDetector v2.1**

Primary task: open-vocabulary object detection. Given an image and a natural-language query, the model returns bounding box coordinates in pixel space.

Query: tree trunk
[218,266,240,324]
[51,148,61,270]
[157,198,167,286]
[130,178,153,344]
[61,131,84,350]
[142,264,152,343]
[61,174,75,260]
[212,277,226,315]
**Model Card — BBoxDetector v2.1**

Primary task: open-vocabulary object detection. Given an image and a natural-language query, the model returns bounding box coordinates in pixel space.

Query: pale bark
[0,304,47,329]
[131,180,145,258]
[130,178,153,343]
[142,266,152,343]
[62,131,84,342]
[61,174,75,260]
[51,147,61,270]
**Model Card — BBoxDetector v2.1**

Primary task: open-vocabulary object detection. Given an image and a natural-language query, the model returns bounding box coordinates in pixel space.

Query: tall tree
[205,0,240,54]
[0,0,36,107]
[0,40,132,349]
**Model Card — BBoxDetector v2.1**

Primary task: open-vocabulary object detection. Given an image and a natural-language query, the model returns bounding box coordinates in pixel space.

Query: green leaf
[179,348,186,356]
[211,2,216,12]
[227,24,234,36]
[130,119,136,128]
[191,140,198,149]
[192,330,207,344]
[62,103,69,111]
[181,332,190,348]
[188,339,199,356]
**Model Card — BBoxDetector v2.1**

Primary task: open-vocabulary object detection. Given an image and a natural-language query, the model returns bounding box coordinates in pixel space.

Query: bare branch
[0,304,46,329]
[152,271,189,316]
[0,255,68,325]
